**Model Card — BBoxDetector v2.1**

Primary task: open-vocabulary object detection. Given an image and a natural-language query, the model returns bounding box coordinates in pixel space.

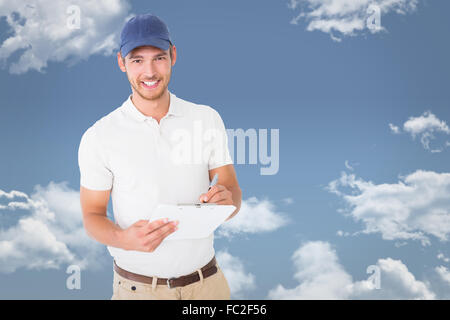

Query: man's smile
[141,80,160,89]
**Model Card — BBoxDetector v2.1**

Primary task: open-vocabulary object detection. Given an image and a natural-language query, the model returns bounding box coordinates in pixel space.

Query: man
[78,14,242,300]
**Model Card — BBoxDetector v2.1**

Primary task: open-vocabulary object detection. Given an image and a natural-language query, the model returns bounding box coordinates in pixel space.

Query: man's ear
[117,52,126,72]
[171,45,177,67]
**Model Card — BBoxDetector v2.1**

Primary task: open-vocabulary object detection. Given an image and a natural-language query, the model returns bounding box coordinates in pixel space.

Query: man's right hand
[118,218,179,252]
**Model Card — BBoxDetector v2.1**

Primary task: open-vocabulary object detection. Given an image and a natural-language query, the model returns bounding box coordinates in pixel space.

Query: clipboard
[149,203,236,240]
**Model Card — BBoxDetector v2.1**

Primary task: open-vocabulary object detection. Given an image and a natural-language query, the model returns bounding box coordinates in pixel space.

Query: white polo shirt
[78,91,233,278]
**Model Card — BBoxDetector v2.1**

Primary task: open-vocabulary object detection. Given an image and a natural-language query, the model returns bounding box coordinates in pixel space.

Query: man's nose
[142,60,158,76]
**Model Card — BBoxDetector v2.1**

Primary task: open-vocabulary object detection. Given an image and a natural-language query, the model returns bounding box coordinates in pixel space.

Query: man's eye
[156,57,165,61]
[132,60,142,63]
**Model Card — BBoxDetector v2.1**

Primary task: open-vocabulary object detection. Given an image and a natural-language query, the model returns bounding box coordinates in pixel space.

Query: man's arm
[198,164,242,221]
[80,187,123,247]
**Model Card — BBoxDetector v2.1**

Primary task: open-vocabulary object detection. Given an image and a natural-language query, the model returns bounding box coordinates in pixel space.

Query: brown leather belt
[113,256,218,289]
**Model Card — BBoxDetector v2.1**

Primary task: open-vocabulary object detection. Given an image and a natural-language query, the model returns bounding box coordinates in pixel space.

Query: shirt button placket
[158,118,170,160]
[145,118,160,159]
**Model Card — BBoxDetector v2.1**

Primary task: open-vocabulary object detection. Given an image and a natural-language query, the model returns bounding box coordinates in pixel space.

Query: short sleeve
[78,126,113,190]
[208,109,233,170]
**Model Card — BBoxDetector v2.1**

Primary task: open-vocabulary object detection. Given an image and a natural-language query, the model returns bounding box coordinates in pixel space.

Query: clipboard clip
[177,203,218,208]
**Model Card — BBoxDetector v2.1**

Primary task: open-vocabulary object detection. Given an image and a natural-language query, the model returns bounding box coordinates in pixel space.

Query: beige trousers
[111,263,231,300]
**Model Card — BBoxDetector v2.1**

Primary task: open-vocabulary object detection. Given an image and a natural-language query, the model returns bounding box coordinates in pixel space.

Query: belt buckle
[167,277,176,289]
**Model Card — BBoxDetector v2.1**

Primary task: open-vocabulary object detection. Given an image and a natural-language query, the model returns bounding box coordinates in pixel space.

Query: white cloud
[0,181,105,273]
[216,249,256,299]
[282,197,294,205]
[267,241,353,299]
[437,253,450,263]
[267,241,436,299]
[348,258,436,299]
[394,241,408,247]
[402,111,450,152]
[0,217,75,273]
[0,0,131,74]
[389,123,401,134]
[288,0,419,41]
[390,111,450,152]
[403,111,450,136]
[336,230,351,237]
[435,266,450,286]
[217,197,290,238]
[344,160,354,171]
[327,170,450,246]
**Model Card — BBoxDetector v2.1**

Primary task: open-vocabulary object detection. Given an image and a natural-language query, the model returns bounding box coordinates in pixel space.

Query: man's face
[118,45,176,101]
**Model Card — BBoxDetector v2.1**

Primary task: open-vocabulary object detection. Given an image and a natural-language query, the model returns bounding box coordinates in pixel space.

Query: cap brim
[121,37,170,58]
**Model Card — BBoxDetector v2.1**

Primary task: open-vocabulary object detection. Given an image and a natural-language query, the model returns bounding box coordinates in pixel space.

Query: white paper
[149,204,236,240]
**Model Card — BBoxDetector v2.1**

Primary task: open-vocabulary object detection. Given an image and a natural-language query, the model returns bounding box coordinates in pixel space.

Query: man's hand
[117,218,178,252]
[198,184,234,205]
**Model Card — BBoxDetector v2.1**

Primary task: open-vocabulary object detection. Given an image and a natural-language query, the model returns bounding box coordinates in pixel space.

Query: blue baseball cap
[120,14,172,58]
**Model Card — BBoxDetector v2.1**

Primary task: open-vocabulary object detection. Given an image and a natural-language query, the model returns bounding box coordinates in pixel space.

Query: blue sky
[1,0,450,299]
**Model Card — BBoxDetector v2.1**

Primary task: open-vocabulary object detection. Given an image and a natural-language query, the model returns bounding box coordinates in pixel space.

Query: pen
[199,173,218,204]
[208,173,219,191]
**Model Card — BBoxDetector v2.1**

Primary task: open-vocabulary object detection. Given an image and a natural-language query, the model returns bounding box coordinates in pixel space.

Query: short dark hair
[122,43,173,63]
[168,43,173,60]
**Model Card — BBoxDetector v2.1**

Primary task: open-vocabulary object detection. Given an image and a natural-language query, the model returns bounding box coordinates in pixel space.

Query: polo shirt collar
[123,91,183,122]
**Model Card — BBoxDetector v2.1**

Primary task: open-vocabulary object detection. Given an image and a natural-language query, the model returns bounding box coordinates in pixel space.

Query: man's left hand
[198,184,233,205]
